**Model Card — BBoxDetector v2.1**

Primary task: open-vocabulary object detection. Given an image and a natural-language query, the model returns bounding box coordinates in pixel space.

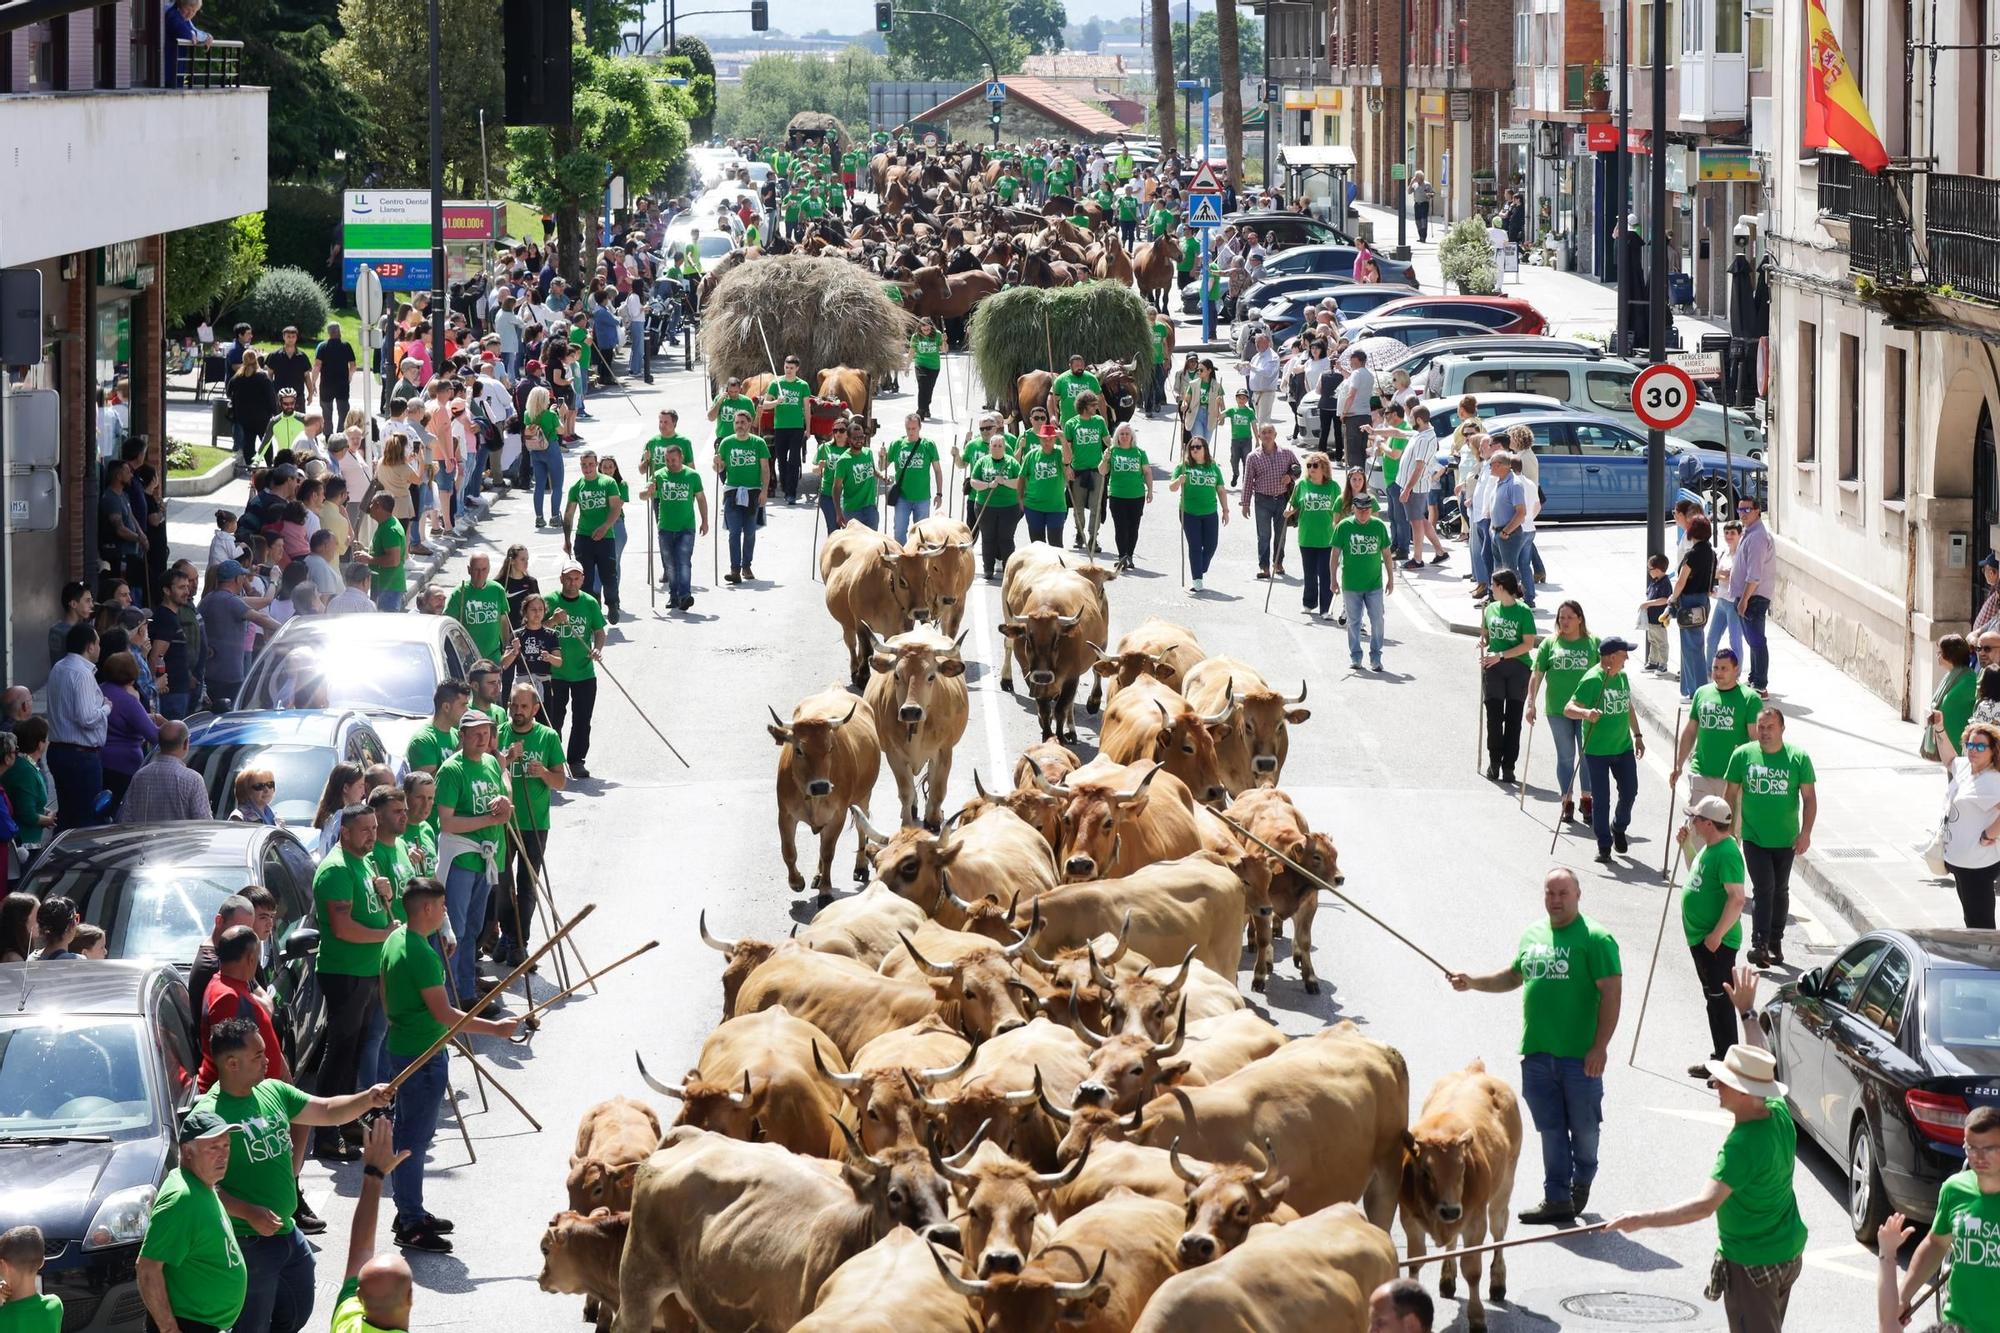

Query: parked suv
[1423,349,1764,454]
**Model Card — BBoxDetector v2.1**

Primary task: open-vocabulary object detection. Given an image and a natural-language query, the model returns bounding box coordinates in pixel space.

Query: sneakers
[1571,1183,1592,1215]
[570,760,591,779]
[293,1191,327,1236]
[1400,559,1424,572]
[1517,1197,1576,1226]
[394,1215,454,1253]
[1612,828,1629,854]
[1190,579,1204,593]
[1369,659,1383,672]
[1747,945,1769,968]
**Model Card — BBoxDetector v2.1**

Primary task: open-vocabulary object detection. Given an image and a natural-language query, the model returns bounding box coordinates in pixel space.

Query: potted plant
[1587,65,1610,111]
[1438,217,1500,295]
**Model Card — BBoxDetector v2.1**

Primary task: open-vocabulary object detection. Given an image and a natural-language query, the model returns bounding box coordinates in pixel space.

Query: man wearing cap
[1332,491,1395,672]
[432,712,512,1005]
[1680,793,1748,1078]
[548,559,607,780]
[1449,867,1622,1227]
[1565,637,1644,865]
[138,1109,246,1333]
[199,562,279,713]
[1610,966,1804,1333]
[445,555,509,664]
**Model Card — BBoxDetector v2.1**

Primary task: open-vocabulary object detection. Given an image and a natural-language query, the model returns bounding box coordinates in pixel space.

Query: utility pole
[1613,0,1630,352]
[1643,0,1668,560]
[1182,0,1192,160]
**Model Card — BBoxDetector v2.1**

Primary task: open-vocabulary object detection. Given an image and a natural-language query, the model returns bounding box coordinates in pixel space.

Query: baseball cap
[270,463,299,482]
[1597,637,1636,656]
[458,712,496,733]
[1685,794,1733,825]
[1351,493,1377,509]
[178,1107,243,1144]
[558,558,584,575]
[524,359,544,372]
[217,559,248,580]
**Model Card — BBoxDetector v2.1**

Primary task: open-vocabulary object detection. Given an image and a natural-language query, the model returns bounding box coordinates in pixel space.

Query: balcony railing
[170,39,243,89]
[1926,173,2000,304]
[1849,169,1914,287]
[1816,150,1854,220]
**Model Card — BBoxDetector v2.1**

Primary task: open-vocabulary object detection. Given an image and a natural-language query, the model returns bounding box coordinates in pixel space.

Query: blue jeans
[843,505,879,531]
[529,448,563,522]
[383,1048,448,1229]
[1300,545,1332,614]
[159,690,190,721]
[612,516,628,569]
[1386,485,1411,554]
[373,589,403,613]
[1520,1054,1603,1205]
[893,497,932,544]
[1706,594,1745,661]
[1182,511,1219,581]
[1546,715,1593,799]
[462,444,490,505]
[818,490,840,533]
[233,1224,314,1333]
[1741,594,1771,689]
[1471,517,1493,585]
[1252,492,1288,571]
[574,365,590,415]
[661,528,695,602]
[725,498,760,570]
[1025,508,1064,544]
[47,745,104,832]
[1677,594,1711,697]
[1344,588,1384,665]
[575,531,618,612]
[1491,528,1533,605]
[1583,749,1639,854]
[442,861,491,1002]
[628,321,647,377]
[359,997,387,1091]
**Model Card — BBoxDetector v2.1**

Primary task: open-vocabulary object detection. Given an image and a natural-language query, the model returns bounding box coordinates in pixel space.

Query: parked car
[1234,272,1358,316]
[234,613,481,759]
[1388,336,1607,383]
[1291,323,1510,440]
[1360,295,1548,336]
[1471,411,1712,520]
[1234,284,1417,356]
[1761,929,2000,1239]
[1221,213,1346,254]
[182,709,393,825]
[1423,349,1766,454]
[1416,392,1578,440]
[14,822,326,1075]
[1182,249,1418,314]
[0,961,199,1333]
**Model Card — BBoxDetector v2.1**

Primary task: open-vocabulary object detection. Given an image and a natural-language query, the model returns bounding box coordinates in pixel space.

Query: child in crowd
[0,1223,62,1330]
[1640,553,1673,672]
[207,511,243,572]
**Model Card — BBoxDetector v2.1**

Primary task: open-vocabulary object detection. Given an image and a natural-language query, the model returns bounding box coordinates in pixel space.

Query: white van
[1424,349,1763,451]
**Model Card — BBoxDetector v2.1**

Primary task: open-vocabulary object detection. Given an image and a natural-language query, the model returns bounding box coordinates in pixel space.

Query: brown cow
[1223,787,1339,995]
[794,880,929,968]
[1129,1202,1398,1333]
[909,516,976,636]
[770,687,881,897]
[821,524,934,689]
[1092,616,1206,703]
[821,1019,974,1155]
[794,1227,980,1333]
[567,1097,663,1214]
[1012,739,1082,789]
[931,1135,1092,1279]
[636,1006,854,1158]
[863,625,969,829]
[815,366,871,428]
[1098,952,1247,1038]
[912,1017,1094,1168]
[963,770,1066,858]
[1020,852,1248,981]
[854,804,1058,928]
[1399,1060,1525,1332]
[734,944,948,1061]
[1097,674,1235,806]
[888,930,1041,1043]
[1030,756,1206,883]
[1046,1139,1211,1220]
[935,1188,1178,1333]
[998,545,1114,743]
[1183,657,1311,790]
[539,1209,696,1333]
[1072,1005,1286,1114]
[1172,1139,1300,1267]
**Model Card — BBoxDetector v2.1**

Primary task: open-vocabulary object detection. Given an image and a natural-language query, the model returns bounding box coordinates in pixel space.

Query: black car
[16,823,325,1076]
[1221,211,1346,253]
[1762,929,2000,1239]
[0,961,199,1333]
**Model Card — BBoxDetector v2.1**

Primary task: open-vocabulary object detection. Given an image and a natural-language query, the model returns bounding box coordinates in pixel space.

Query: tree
[672,36,718,140]
[1008,0,1067,54]
[327,0,506,193]
[886,0,1026,82]
[1149,0,1176,155]
[662,55,717,142]
[1170,11,1260,93]
[580,0,643,54]
[206,0,364,180]
[714,48,886,143]
[164,214,267,326]
[1077,16,1102,51]
[1215,0,1243,188]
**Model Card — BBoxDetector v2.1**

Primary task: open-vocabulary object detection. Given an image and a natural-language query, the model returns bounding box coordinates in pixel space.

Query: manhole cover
[1560,1292,1702,1323]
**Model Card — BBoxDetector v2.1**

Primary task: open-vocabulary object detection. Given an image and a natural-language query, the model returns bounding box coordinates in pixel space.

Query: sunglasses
[251,782,275,792]
[1736,503,1756,512]
[1970,742,1992,753]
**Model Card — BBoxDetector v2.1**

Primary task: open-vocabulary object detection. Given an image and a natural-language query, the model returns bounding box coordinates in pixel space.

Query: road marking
[1799,1243,1878,1283]
[965,577,1010,789]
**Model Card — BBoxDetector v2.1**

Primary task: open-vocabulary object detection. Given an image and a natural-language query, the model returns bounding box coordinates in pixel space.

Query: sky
[679,0,1219,38]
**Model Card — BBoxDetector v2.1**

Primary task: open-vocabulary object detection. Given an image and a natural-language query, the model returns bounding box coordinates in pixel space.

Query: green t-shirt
[2,760,49,847]
[504,721,567,831]
[403,824,437,880]
[197,1078,312,1237]
[1682,835,1747,948]
[1223,405,1257,441]
[1724,741,1816,850]
[1690,683,1760,778]
[370,516,407,597]
[886,438,940,502]
[1712,1099,1807,1265]
[404,721,458,774]
[1149,206,1175,237]
[642,433,693,473]
[1331,515,1390,589]
[1291,479,1339,549]
[712,393,755,440]
[1150,320,1170,366]
[1116,195,1139,221]
[138,1169,245,1330]
[650,466,704,532]
[1064,416,1110,470]
[911,331,943,370]
[994,175,1019,204]
[434,750,507,873]
[1022,448,1068,512]
[765,375,812,430]
[1943,667,1979,750]
[447,581,509,662]
[1174,460,1222,516]
[836,450,879,510]
[370,836,415,922]
[784,199,801,223]
[567,474,621,535]
[1514,915,1622,1060]
[569,325,591,369]
[549,591,605,682]
[1028,157,1047,182]
[1106,445,1149,500]
[314,847,391,977]
[718,434,771,489]
[1379,428,1409,486]
[380,923,449,1057]
[1482,601,1537,655]
[1930,1169,2000,1329]
[1092,188,1115,214]
[1533,634,1600,720]
[527,409,562,450]
[970,453,1020,509]
[1051,370,1102,422]
[0,1296,62,1333]
[1570,665,1634,757]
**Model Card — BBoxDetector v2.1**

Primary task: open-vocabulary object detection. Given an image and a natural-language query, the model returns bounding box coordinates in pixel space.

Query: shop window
[1838,332,1860,481]
[1748,14,1768,69]
[1884,346,1906,501]
[1796,321,1817,463]
[1716,0,1744,53]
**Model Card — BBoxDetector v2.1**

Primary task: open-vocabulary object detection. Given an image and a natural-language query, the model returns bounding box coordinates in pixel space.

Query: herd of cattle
[534,527,1529,1331]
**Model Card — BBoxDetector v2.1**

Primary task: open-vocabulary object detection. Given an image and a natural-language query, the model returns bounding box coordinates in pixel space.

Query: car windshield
[0,1018,155,1140]
[184,742,337,825]
[1931,971,2000,1049]
[18,863,249,966]
[240,637,437,714]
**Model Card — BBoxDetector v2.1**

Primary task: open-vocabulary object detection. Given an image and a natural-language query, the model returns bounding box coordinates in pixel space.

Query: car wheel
[1849,1119,1892,1244]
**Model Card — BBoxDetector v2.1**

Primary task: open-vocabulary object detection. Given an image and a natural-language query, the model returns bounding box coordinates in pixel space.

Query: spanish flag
[1803,0,1888,172]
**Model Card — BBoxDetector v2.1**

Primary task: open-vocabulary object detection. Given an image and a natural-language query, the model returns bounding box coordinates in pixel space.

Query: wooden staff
[450,1036,543,1131]
[504,821,591,990]
[1401,1221,1610,1270]
[1661,704,1685,878]
[1516,716,1535,810]
[1218,814,1451,978]
[383,904,594,1093]
[646,503,657,612]
[515,939,659,1025]
[1626,857,1684,1065]
[1899,1271,1946,1325]
[599,657,692,768]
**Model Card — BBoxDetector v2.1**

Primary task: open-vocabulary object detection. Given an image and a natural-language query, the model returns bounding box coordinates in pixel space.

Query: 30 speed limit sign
[1631,363,1697,432]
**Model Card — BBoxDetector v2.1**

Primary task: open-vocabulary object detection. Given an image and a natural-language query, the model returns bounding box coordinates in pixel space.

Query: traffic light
[876,2,893,31]
[989,109,1002,129]
[750,0,768,28]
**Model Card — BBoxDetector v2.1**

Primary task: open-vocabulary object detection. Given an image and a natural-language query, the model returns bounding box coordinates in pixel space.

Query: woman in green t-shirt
[1102,422,1154,572]
[1063,392,1112,554]
[966,427,1024,580]
[521,385,564,529]
[1526,599,1599,824]
[1170,438,1228,592]
[1021,427,1070,546]
[813,424,853,534]
[1287,453,1341,619]
[1478,569,1540,783]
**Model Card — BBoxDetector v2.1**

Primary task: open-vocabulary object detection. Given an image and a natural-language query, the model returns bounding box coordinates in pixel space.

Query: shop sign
[1697,146,1761,181]
[1585,124,1621,152]
[442,204,501,242]
[1448,91,1472,122]
[1498,127,1530,146]
[1419,94,1448,119]
[99,240,143,288]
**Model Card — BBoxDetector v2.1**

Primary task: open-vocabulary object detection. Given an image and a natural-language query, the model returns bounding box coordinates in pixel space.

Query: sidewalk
[1397,522,1956,936]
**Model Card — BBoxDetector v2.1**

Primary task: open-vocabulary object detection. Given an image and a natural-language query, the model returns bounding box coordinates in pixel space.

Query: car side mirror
[1796,967,1822,998]
[282,928,320,961]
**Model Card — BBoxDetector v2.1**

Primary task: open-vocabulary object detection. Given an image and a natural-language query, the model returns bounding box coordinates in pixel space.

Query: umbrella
[1349,335,1411,370]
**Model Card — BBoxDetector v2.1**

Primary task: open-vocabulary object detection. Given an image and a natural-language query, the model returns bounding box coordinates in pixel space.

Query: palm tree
[1216,0,1244,189]
[1150,0,1177,157]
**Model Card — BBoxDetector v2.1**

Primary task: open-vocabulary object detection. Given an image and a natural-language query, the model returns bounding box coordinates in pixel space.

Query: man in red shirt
[197,925,283,1091]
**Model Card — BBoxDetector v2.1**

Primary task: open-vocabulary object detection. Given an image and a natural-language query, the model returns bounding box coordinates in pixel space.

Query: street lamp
[1391,0,1408,261]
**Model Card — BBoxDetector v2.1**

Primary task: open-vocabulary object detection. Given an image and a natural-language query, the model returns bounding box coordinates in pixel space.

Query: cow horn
[1283,679,1308,705]
[1088,945,1115,991]
[1056,611,1083,630]
[1253,1136,1280,1188]
[1023,898,1046,939]
[1120,1102,1146,1133]
[697,911,737,954]
[813,1040,863,1088]
[1068,987,1105,1048]
[998,926,1033,960]
[1036,1069,1074,1123]
[1159,946,1196,997]
[849,805,889,846]
[1026,757,1071,797]
[900,931,958,978]
[1003,1067,1044,1104]
[1020,937,1059,973]
[1111,763,1161,804]
[939,870,977,916]
[952,537,975,550]
[1169,1136,1204,1184]
[927,1241,990,1297]
[726,1070,753,1108]
[835,1117,891,1170]
[972,769,992,801]
[1003,976,1044,1014]
[1052,1251,1109,1300]
[766,704,792,734]
[942,1118,992,1167]
[918,541,945,557]
[1092,913,1133,968]
[928,1126,981,1185]
[915,1046,976,1084]
[634,1051,684,1101]
[1152,999,1188,1060]
[1088,641,1116,665]
[1036,1136,1091,1187]
[903,1068,955,1111]
[1198,680,1236,726]
[952,628,970,654]
[830,699,861,730]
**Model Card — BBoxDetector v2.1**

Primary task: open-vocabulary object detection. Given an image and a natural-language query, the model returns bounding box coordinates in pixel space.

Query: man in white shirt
[1239,332,1282,428]
[621,288,649,383]
[328,562,378,615]
[1467,434,1500,600]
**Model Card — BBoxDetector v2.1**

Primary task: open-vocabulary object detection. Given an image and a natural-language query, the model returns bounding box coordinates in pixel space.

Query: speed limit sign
[1631,363,1697,432]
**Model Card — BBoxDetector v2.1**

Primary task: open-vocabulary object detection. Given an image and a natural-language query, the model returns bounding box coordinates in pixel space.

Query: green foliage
[580,0,643,54]
[206,0,365,179]
[233,267,334,336]
[164,214,267,327]
[661,54,717,142]
[165,439,197,472]
[1169,11,1261,91]
[327,0,506,194]
[969,281,1156,406]
[886,0,1027,81]
[1077,16,1103,50]
[264,184,343,285]
[715,48,887,143]
[672,35,716,80]
[1008,0,1068,53]
[1438,218,1498,295]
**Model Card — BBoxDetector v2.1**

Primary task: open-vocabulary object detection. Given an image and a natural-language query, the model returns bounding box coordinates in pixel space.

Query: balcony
[1817,150,1854,220]
[1926,174,2000,304]
[169,39,244,89]
[1848,169,1913,287]
[1678,51,1746,124]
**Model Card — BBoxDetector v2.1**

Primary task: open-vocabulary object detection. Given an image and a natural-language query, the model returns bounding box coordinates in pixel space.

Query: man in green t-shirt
[644,443,708,612]
[311,805,396,1158]
[1061,402,1112,554]
[1670,647,1758,860]
[910,318,944,421]
[367,786,417,923]
[1449,867,1622,1226]
[404,679,468,776]
[328,1119,414,1332]
[548,561,608,777]
[1900,1104,2000,1333]
[1222,390,1258,484]
[1722,707,1816,969]
[1566,638,1645,864]
[1680,794,1748,1073]
[562,450,625,624]
[138,1109,249,1333]
[882,413,943,544]
[498,680,567,963]
[444,553,509,663]
[1611,963,1805,1330]
[1331,493,1395,672]
[710,379,755,442]
[763,354,813,504]
[198,1017,392,1326]
[714,413,773,583]
[433,712,513,1005]
[1047,354,1102,424]
[642,408,692,475]
[366,493,406,612]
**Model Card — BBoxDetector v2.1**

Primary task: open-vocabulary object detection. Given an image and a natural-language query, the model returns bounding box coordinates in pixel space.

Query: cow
[964,769,1065,856]
[1399,1060,1525,1332]
[912,1017,1094,1168]
[611,1127,960,1333]
[1020,852,1248,981]
[770,688,881,897]
[930,1135,1092,1278]
[793,1227,980,1333]
[1072,1006,1287,1114]
[1028,757,1206,882]
[821,524,934,689]
[821,1019,974,1155]
[1050,1023,1411,1231]
[539,1209,696,1333]
[794,880,930,969]
[889,930,1042,1043]
[909,515,976,636]
[1222,787,1339,995]
[1099,952,1247,1038]
[1182,657,1311,790]
[1128,1202,1398,1333]
[814,366,872,428]
[567,1097,663,1215]
[1046,1139,1212,1221]
[1172,1140,1301,1267]
[863,626,969,830]
[997,544,1113,743]
[1013,739,1082,788]
[1097,675,1235,806]
[1092,617,1206,703]
[697,915,796,1018]
[852,804,1057,927]
[932,1189,1182,1333]
[1016,919,1149,1033]
[635,1006,853,1158]
[733,944,947,1060]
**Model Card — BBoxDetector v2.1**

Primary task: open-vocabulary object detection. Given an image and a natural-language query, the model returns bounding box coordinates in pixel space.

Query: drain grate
[1559,1292,1702,1323]
[1817,846,1891,861]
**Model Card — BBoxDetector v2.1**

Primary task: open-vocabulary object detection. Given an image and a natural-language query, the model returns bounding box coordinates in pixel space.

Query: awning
[1279,145,1357,169]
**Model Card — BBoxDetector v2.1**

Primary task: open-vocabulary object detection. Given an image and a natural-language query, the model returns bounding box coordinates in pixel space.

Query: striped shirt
[1243,444,1300,499]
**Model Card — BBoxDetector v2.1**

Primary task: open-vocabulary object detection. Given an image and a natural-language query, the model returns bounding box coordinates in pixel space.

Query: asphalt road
[292,342,1886,1332]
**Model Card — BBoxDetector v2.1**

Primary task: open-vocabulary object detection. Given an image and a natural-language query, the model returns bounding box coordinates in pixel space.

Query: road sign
[342,190,432,292]
[1187,161,1222,194]
[355,265,384,332]
[1264,81,1281,105]
[1631,362,1698,432]
[1187,193,1223,226]
[1389,162,1408,181]
[985,81,1006,103]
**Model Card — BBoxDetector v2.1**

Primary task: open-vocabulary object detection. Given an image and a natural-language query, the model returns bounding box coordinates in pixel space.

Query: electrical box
[5,389,59,469]
[8,468,59,534]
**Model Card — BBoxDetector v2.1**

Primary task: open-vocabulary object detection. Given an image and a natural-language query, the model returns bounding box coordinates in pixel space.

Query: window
[1576,423,1642,455]
[1796,321,1818,462]
[1856,948,1912,1037]
[1587,369,1637,409]
[1465,370,1512,394]
[1715,0,1744,53]
[1825,939,1889,1009]
[1748,13,1768,69]
[1884,345,1907,500]
[1838,332,1860,481]
[1519,369,1575,400]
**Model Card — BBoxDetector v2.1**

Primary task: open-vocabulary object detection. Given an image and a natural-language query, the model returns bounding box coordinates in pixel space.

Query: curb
[166,456,238,497]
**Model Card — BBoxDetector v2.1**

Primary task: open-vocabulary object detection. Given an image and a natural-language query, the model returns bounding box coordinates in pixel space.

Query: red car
[1359,295,1548,336]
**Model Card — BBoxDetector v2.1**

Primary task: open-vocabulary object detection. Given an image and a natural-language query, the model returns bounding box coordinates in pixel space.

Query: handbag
[1921,816,1950,877]
[1675,599,1710,629]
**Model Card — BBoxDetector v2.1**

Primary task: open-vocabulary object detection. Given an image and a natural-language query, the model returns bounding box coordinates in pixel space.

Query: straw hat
[1705,1043,1787,1099]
